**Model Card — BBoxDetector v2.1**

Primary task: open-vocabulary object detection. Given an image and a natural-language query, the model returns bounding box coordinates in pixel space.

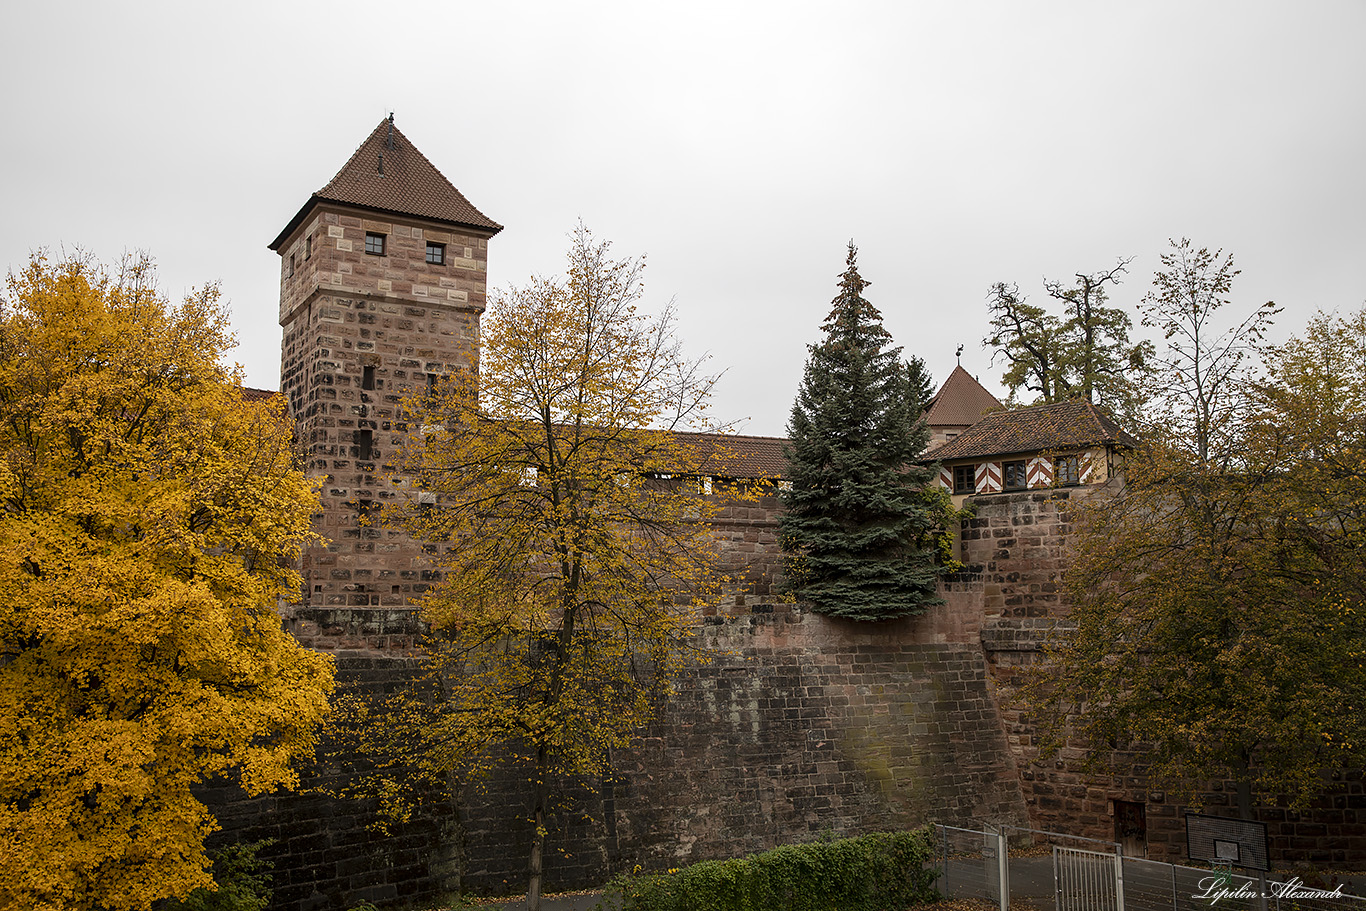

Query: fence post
[1114,849,1125,911]
[1053,845,1062,911]
[1170,861,1177,911]
[942,826,950,898]
[998,829,1010,911]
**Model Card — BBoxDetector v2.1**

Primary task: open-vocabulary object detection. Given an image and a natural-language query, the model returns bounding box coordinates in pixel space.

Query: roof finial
[956,344,964,365]
[386,113,394,150]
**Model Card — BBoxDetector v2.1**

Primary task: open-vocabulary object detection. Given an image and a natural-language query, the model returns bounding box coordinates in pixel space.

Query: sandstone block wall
[276,207,493,652]
[222,604,1030,908]
[221,484,1366,909]
[708,490,786,605]
[201,658,460,911]
[455,605,1030,894]
[965,488,1366,866]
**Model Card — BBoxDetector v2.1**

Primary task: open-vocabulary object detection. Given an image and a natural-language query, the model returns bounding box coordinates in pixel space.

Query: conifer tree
[904,354,935,414]
[780,243,947,620]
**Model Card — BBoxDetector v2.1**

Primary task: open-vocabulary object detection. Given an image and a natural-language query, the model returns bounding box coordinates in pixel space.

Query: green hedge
[597,828,939,911]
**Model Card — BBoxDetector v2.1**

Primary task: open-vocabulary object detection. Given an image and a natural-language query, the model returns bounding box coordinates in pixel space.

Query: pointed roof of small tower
[270,116,502,250]
[925,365,1003,428]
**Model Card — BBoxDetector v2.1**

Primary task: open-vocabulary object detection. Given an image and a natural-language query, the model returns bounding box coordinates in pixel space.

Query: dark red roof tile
[673,431,789,479]
[270,117,501,250]
[928,399,1136,462]
[925,365,1002,428]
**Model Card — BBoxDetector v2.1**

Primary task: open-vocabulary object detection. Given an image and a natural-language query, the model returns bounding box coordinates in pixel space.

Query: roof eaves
[269,194,324,252]
[268,194,504,252]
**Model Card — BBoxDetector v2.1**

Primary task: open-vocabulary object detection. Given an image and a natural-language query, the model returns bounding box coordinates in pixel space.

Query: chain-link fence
[938,824,1008,908]
[933,824,1366,911]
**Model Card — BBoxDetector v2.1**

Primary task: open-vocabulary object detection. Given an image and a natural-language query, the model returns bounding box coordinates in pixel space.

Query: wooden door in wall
[1114,799,1148,858]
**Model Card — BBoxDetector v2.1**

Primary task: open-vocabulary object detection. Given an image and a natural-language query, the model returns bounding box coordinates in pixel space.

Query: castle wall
[965,488,1366,866]
[218,482,1366,908]
[213,602,1028,908]
[276,206,492,652]
[200,658,461,911]
[453,604,1031,894]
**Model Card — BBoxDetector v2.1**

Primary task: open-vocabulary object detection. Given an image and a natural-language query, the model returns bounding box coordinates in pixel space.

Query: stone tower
[268,115,501,651]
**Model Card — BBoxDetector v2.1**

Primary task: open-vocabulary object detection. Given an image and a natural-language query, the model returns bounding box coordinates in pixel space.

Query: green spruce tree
[780,243,947,620]
[904,354,935,414]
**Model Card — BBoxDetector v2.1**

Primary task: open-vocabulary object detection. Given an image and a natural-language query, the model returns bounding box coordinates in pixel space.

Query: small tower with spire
[269,116,501,650]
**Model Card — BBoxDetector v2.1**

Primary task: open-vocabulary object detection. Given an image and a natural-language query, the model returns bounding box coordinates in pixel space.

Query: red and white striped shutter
[1080,451,1095,484]
[976,461,1002,494]
[1028,456,1053,489]
[939,465,953,490]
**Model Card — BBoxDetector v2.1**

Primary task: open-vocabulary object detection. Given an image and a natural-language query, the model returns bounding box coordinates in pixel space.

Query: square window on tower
[365,232,386,256]
[426,242,445,265]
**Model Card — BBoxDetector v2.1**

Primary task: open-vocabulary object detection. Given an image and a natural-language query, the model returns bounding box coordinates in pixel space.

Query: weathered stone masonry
[229,120,1365,909]
[275,205,492,652]
[964,488,1366,867]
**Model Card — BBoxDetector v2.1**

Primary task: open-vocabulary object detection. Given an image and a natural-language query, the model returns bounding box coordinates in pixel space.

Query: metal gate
[1055,845,1125,911]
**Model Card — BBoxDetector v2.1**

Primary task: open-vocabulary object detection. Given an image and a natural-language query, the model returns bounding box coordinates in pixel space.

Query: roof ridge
[270,116,501,250]
[925,395,1135,462]
[679,429,790,443]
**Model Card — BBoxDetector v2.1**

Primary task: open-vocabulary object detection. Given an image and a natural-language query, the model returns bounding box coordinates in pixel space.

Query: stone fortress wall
[211,486,1037,909]
[210,460,1366,911]
[225,121,1364,909]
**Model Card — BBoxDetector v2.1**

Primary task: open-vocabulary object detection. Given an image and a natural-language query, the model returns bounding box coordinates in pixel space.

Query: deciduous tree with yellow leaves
[1032,242,1365,819]
[0,254,334,911]
[343,225,729,911]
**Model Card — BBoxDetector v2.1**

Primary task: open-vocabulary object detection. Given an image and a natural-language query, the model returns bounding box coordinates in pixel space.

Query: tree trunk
[527,747,550,911]
[527,817,544,911]
[1236,778,1254,821]
[1235,764,1268,911]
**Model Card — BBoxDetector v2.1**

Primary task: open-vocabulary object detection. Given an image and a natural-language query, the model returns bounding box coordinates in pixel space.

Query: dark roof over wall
[925,365,1002,428]
[232,391,789,479]
[270,117,502,250]
[675,431,789,479]
[928,399,1137,462]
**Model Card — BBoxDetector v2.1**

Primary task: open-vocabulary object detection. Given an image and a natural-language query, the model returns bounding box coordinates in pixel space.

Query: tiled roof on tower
[925,365,1003,429]
[269,115,502,250]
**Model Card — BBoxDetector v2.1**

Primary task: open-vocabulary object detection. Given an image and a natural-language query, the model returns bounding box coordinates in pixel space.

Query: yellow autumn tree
[359,225,729,910]
[0,254,334,911]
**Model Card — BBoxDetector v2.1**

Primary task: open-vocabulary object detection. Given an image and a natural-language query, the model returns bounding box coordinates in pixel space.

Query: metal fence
[938,824,1009,909]
[934,824,1366,911]
[1055,846,1124,911]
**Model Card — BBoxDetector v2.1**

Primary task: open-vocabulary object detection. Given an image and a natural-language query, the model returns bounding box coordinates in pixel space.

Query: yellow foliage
[0,254,334,911]
[399,226,728,772]
[363,226,728,907]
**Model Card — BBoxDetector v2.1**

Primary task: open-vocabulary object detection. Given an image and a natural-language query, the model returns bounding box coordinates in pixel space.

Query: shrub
[598,828,939,911]
[159,840,273,911]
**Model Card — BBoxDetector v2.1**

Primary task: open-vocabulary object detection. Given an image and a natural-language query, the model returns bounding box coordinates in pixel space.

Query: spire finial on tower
[956,344,964,365]
[386,113,394,150]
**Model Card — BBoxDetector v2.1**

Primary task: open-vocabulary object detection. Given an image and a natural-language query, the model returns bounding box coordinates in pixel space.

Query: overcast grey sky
[3,1,1363,436]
